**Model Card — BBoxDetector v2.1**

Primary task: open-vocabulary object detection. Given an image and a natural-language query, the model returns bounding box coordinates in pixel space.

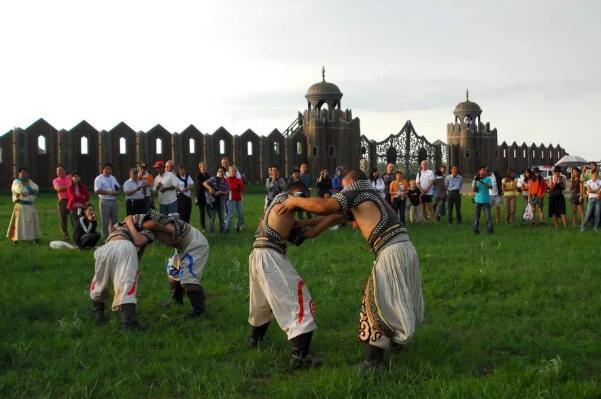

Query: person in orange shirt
[389,171,408,225]
[137,162,154,212]
[528,167,548,226]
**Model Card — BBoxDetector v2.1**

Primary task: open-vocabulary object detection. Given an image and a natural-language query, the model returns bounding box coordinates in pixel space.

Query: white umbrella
[554,155,588,168]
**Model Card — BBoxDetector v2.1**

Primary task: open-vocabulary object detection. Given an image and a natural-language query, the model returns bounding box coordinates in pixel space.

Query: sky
[1,0,600,159]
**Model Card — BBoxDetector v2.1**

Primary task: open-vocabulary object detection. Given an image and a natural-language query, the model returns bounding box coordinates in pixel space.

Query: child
[407,180,421,224]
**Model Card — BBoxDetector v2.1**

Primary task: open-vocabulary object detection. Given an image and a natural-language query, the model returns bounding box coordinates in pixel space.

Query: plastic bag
[523,203,534,221]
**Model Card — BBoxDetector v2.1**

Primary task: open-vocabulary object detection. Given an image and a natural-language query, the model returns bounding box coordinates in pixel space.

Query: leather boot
[357,343,385,370]
[91,300,108,325]
[163,279,184,308]
[120,303,144,331]
[290,332,321,369]
[183,285,205,319]
[248,322,270,348]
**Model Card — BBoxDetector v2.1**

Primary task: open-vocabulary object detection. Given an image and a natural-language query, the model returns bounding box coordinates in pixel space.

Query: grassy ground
[0,192,600,398]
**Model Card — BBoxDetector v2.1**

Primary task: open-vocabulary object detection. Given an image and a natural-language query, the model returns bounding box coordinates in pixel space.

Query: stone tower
[446,90,498,176]
[301,67,361,174]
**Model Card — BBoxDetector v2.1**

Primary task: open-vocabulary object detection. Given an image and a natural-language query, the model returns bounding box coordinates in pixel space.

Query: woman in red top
[67,171,90,231]
[225,165,245,232]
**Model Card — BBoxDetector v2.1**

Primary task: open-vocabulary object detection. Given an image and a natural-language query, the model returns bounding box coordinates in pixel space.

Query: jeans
[447,190,462,223]
[99,199,118,239]
[159,200,179,218]
[473,202,493,233]
[581,197,601,229]
[434,196,446,222]
[226,200,245,231]
[392,198,406,225]
[58,198,70,238]
[208,197,226,233]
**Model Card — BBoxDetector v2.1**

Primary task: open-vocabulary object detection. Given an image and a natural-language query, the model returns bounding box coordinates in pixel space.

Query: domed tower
[301,67,361,174]
[447,90,498,175]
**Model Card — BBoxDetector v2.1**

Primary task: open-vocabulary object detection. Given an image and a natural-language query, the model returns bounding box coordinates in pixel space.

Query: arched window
[532,149,536,159]
[557,150,561,159]
[329,146,336,157]
[513,149,517,159]
[156,138,163,154]
[219,139,225,155]
[523,149,527,158]
[465,150,470,158]
[247,141,253,156]
[119,137,127,154]
[503,148,507,158]
[549,150,552,159]
[273,141,280,155]
[540,150,544,159]
[189,139,195,154]
[37,135,46,154]
[80,136,89,155]
[313,146,318,157]
[296,141,302,155]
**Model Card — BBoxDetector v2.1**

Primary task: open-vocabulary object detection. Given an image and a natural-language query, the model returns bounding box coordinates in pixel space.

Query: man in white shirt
[415,160,435,221]
[94,163,120,239]
[123,168,146,215]
[581,169,601,231]
[153,160,179,218]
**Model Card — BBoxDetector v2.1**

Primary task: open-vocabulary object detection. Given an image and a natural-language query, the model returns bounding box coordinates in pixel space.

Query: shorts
[489,195,503,207]
[571,195,582,205]
[530,196,544,208]
[420,195,432,204]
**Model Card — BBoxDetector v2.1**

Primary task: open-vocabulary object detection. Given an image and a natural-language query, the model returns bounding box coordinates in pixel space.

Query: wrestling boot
[163,280,184,308]
[247,322,270,348]
[183,285,205,319]
[357,344,385,370]
[91,300,108,325]
[120,303,145,331]
[289,332,322,369]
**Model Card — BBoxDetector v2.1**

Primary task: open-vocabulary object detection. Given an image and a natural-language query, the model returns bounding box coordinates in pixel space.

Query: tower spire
[466,88,469,101]
[322,65,325,82]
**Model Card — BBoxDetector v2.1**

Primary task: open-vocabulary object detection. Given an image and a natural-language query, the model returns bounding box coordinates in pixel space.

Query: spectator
[472,166,494,234]
[153,160,179,218]
[416,160,435,221]
[123,168,146,216]
[501,169,518,224]
[315,168,333,198]
[265,166,287,207]
[369,168,386,200]
[581,161,597,184]
[67,171,90,228]
[7,168,41,244]
[203,166,229,233]
[445,166,463,224]
[548,166,568,228]
[331,166,344,194]
[407,180,422,224]
[221,156,242,178]
[389,170,408,225]
[580,169,601,232]
[570,167,584,227]
[518,169,532,223]
[175,165,194,223]
[381,163,396,203]
[288,168,302,185]
[137,162,153,212]
[488,168,503,223]
[74,204,100,249]
[196,161,211,232]
[299,162,314,194]
[528,167,547,226]
[432,169,447,222]
[225,165,245,232]
[165,160,175,173]
[53,165,72,240]
[94,162,120,239]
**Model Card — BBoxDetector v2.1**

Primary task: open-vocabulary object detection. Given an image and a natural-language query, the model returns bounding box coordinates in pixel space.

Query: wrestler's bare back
[266,203,296,239]
[349,201,382,241]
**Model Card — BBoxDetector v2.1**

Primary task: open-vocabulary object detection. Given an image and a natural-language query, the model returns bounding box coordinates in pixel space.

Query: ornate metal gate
[361,120,448,177]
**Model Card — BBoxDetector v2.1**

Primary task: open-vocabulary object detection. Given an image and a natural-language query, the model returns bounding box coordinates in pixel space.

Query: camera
[473,174,481,181]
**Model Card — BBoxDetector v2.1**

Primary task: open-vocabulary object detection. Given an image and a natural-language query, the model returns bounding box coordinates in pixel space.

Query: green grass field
[0,192,600,398]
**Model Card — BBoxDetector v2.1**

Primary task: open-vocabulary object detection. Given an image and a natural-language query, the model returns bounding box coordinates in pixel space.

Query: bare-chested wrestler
[249,181,343,369]
[278,169,424,369]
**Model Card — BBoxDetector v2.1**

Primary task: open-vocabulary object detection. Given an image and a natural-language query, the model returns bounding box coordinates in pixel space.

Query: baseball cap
[153,160,165,169]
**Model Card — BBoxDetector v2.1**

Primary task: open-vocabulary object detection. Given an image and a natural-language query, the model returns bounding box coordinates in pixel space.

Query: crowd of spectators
[6,158,601,246]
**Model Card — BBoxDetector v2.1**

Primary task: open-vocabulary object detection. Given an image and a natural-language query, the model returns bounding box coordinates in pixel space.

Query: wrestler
[249,181,342,369]
[89,214,155,330]
[278,169,424,369]
[141,209,209,318]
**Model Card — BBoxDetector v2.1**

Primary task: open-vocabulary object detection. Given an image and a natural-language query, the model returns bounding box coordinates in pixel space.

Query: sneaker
[580,226,585,232]
[289,354,322,369]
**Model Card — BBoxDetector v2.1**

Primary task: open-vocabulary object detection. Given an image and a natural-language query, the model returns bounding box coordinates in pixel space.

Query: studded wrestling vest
[253,192,306,254]
[107,213,156,243]
[332,179,407,254]
[142,208,191,240]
